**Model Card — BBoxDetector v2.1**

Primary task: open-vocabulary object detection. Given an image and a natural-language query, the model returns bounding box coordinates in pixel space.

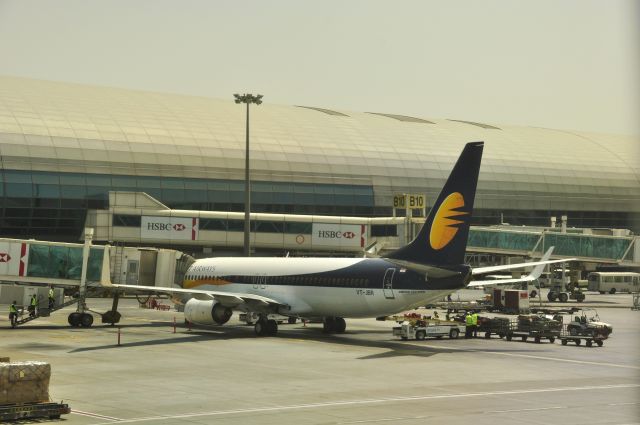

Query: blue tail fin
[386,141,483,266]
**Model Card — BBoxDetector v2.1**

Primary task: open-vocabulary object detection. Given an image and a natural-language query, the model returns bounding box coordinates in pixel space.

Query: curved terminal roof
[0,76,638,215]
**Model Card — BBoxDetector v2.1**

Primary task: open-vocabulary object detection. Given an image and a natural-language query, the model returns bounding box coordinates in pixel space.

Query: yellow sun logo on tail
[429,192,468,250]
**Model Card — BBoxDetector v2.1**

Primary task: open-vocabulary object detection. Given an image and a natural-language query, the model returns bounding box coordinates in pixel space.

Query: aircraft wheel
[80,313,94,328]
[68,312,82,327]
[561,339,568,346]
[266,319,278,336]
[254,319,268,336]
[334,317,346,333]
[596,340,603,347]
[323,317,336,334]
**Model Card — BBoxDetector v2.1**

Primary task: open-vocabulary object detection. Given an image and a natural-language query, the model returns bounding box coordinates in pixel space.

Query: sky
[0,0,638,136]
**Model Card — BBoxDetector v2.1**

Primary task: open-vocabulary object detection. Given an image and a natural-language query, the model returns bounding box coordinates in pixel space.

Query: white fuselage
[184,257,453,318]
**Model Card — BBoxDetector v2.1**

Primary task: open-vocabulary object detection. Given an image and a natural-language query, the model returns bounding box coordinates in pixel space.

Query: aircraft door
[126,260,139,285]
[383,268,396,299]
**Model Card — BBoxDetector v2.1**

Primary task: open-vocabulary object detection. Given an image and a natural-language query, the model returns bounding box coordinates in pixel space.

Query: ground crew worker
[9,301,18,327]
[465,311,474,338]
[471,311,479,337]
[29,294,38,317]
[48,287,55,309]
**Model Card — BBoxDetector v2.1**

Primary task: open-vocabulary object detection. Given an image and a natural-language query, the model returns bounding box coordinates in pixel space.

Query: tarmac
[1,289,639,425]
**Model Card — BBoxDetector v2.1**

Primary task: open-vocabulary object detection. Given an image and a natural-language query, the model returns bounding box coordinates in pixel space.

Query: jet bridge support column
[68,228,95,327]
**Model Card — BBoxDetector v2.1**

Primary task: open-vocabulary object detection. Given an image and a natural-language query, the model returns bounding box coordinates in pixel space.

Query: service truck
[393,319,465,340]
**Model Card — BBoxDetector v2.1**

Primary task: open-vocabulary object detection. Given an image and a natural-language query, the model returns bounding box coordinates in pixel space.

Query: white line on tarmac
[485,406,566,414]
[85,383,639,425]
[72,409,122,421]
[338,416,432,424]
[417,343,640,369]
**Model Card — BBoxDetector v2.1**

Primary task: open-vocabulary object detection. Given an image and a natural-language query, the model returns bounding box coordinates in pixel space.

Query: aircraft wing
[471,256,575,275]
[471,246,576,274]
[468,247,559,287]
[109,283,285,308]
[471,246,577,275]
[467,276,538,287]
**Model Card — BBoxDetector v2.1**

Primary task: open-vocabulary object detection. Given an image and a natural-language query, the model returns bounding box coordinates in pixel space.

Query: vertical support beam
[243,101,251,257]
[77,228,94,313]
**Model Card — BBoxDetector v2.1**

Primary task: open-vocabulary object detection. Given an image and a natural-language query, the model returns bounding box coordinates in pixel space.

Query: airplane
[109,141,572,336]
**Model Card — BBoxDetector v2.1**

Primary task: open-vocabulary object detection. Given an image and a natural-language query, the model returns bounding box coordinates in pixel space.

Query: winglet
[528,246,554,280]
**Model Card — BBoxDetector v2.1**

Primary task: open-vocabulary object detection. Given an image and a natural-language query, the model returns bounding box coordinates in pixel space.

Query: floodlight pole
[234,93,263,257]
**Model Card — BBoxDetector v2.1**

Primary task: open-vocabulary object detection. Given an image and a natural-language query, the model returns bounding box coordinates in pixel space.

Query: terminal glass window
[113,215,142,227]
[371,225,397,237]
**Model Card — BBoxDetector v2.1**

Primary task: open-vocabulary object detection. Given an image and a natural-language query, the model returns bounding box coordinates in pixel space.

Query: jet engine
[184,299,233,325]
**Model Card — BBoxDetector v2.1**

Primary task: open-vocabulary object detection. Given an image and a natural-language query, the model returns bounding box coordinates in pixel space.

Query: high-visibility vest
[471,313,479,326]
[30,297,37,306]
[49,289,54,298]
[9,304,17,313]
[465,314,474,325]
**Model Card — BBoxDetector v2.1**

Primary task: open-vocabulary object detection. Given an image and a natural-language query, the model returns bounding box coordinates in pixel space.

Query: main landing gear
[68,312,94,327]
[323,317,346,334]
[254,316,278,336]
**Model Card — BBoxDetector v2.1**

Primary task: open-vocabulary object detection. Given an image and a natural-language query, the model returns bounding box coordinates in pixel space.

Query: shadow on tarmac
[64,321,551,359]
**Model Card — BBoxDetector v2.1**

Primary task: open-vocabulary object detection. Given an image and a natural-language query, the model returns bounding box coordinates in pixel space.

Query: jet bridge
[467,227,639,266]
[0,229,192,327]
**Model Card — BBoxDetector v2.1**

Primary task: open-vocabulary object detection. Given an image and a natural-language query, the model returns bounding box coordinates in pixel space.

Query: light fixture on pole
[233,93,263,257]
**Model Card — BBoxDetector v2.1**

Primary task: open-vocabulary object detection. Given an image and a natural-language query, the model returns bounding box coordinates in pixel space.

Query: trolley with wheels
[0,402,70,421]
[504,314,561,343]
[477,316,510,339]
[560,316,611,347]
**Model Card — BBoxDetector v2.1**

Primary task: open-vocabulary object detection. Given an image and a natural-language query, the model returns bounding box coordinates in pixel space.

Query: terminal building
[0,76,639,264]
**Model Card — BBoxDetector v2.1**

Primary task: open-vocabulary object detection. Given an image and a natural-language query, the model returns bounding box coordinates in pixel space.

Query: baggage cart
[504,314,561,343]
[477,316,510,339]
[0,401,70,421]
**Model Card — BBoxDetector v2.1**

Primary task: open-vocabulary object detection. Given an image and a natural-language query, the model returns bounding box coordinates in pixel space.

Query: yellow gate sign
[393,194,425,209]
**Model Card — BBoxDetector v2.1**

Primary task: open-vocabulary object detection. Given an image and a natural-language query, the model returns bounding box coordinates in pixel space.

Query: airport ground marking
[84,383,639,425]
[72,409,122,421]
[485,406,566,414]
[414,342,640,370]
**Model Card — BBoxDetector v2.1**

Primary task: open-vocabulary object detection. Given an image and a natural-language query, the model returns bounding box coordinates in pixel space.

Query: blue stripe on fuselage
[186,258,468,292]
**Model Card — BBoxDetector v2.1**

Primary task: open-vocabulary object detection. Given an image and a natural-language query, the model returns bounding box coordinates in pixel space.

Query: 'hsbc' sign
[141,216,199,241]
[312,223,366,248]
